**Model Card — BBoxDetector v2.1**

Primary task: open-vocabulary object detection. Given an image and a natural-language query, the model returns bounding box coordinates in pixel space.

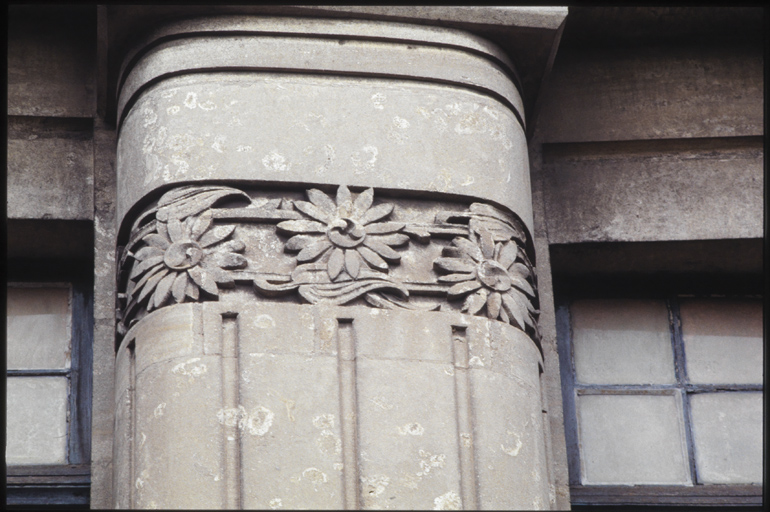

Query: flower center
[477,260,512,292]
[327,218,366,248]
[164,241,203,270]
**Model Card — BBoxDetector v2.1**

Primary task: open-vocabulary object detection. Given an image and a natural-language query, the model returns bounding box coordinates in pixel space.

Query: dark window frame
[557,292,763,508]
[5,259,93,509]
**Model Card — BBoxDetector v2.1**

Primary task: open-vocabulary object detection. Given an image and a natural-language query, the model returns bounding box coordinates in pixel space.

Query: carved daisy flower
[277,186,408,280]
[434,228,537,330]
[128,210,246,311]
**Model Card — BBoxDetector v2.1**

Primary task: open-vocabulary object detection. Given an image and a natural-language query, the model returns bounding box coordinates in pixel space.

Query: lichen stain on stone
[171,358,208,379]
[315,430,342,456]
[371,92,386,110]
[184,92,197,109]
[312,413,335,430]
[460,432,473,448]
[361,474,390,503]
[469,355,484,367]
[501,431,523,457]
[247,406,275,436]
[433,491,462,510]
[268,497,283,509]
[302,467,328,489]
[262,151,290,172]
[135,469,150,490]
[142,107,157,128]
[153,403,166,418]
[417,450,446,477]
[398,422,425,436]
[253,314,276,329]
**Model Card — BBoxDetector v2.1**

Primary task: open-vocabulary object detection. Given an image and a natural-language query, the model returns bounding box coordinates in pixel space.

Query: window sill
[570,484,763,507]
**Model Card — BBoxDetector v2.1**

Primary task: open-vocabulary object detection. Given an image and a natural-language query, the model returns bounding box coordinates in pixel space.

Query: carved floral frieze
[117,184,539,341]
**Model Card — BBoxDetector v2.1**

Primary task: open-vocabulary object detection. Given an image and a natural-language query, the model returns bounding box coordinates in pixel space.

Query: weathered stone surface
[7,117,94,221]
[535,45,763,142]
[542,140,763,243]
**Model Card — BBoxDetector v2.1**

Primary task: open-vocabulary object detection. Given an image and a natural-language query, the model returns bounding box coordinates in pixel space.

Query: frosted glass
[690,392,763,484]
[680,299,762,384]
[7,285,71,370]
[577,393,691,485]
[6,376,69,465]
[571,299,675,385]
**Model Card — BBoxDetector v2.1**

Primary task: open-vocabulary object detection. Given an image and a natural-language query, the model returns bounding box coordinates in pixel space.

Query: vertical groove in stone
[222,314,242,510]
[337,319,360,510]
[452,326,478,510]
[128,342,136,509]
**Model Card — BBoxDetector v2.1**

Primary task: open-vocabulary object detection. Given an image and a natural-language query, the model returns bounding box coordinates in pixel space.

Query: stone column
[114,17,546,509]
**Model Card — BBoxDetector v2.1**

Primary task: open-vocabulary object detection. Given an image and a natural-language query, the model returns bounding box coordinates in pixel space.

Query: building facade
[6,6,764,509]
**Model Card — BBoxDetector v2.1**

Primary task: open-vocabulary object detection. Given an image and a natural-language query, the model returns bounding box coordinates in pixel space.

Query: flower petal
[218,253,247,270]
[277,220,327,234]
[208,267,234,287]
[155,221,169,243]
[137,268,169,304]
[434,258,475,273]
[296,239,332,262]
[499,306,510,324]
[345,249,362,279]
[295,200,333,224]
[487,291,502,319]
[364,221,405,235]
[373,233,409,246]
[219,239,246,253]
[133,246,164,262]
[190,211,213,241]
[357,245,388,271]
[327,247,345,280]
[478,229,495,259]
[447,280,483,298]
[502,293,527,330]
[437,273,476,283]
[199,225,235,248]
[306,189,337,215]
[362,238,401,262]
[336,186,352,216]
[167,218,186,243]
[361,203,394,225]
[151,272,177,310]
[285,235,315,251]
[497,241,519,269]
[131,265,164,296]
[510,262,530,279]
[185,279,199,300]
[132,256,164,278]
[463,289,488,315]
[453,237,484,262]
[352,188,374,219]
[187,266,203,287]
[172,272,188,303]
[511,275,535,297]
[199,269,219,296]
[142,233,171,250]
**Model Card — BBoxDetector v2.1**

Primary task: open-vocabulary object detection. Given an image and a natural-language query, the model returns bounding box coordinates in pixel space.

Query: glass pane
[6,376,69,465]
[690,392,763,484]
[571,299,675,384]
[680,299,762,385]
[577,393,691,485]
[7,285,71,370]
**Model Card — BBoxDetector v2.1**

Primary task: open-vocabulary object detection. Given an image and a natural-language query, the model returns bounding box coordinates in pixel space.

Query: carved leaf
[285,235,313,251]
[297,239,332,262]
[402,226,431,243]
[185,279,199,300]
[151,273,176,310]
[363,238,401,262]
[190,211,213,241]
[277,220,327,234]
[208,267,235,287]
[156,186,251,222]
[487,291,502,319]
[497,241,518,269]
[510,274,535,297]
[357,246,388,271]
[295,200,333,224]
[478,229,495,259]
[464,289,488,315]
[199,270,219,296]
[187,266,204,287]
[361,203,394,225]
[452,237,484,262]
[167,218,186,243]
[131,256,164,279]
[434,258,475,273]
[141,234,170,250]
[327,248,345,280]
[438,272,476,283]
[365,222,405,235]
[172,272,188,303]
[133,246,164,262]
[336,186,352,215]
[199,225,235,248]
[219,239,246,253]
[137,268,168,304]
[352,188,374,219]
[345,249,362,279]
[374,233,409,246]
[510,262,530,278]
[218,253,247,270]
[502,293,527,331]
[306,189,337,215]
[131,265,165,298]
[447,280,482,298]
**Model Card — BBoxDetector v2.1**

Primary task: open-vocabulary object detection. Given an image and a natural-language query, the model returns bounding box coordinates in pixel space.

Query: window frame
[557,293,763,508]
[5,261,93,509]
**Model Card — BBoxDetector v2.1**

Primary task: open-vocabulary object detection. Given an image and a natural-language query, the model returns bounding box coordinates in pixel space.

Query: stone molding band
[116,17,525,133]
[116,184,540,350]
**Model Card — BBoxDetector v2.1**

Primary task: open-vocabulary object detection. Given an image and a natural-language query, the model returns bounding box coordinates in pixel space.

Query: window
[6,278,92,508]
[558,296,763,508]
